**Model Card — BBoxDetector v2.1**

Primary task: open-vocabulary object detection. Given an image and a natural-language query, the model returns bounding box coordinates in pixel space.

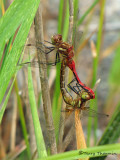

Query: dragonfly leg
[27,42,55,51]
[44,40,53,44]
[45,48,55,54]
[35,41,53,48]
[55,52,60,65]
[35,46,55,55]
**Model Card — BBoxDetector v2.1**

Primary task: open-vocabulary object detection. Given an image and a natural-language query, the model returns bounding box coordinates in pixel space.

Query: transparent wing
[81,107,109,118]
[62,106,109,118]
[18,59,61,68]
[17,41,62,69]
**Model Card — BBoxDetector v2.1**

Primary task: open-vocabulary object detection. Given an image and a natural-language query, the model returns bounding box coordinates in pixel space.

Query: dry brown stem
[68,0,74,44]
[34,3,57,154]
[75,109,88,160]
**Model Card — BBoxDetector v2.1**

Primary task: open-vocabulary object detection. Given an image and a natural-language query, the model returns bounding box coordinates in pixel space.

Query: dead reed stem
[68,0,74,44]
[75,109,88,160]
[34,3,57,154]
[57,100,66,153]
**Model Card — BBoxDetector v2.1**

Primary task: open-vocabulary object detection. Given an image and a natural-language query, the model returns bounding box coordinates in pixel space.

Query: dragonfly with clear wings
[55,60,109,152]
[18,34,95,99]
[60,57,109,118]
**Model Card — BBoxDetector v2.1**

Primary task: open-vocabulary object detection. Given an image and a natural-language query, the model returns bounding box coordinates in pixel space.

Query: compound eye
[81,92,90,100]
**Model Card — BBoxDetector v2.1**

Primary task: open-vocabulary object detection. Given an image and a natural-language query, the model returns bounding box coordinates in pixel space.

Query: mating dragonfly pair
[19,34,108,118]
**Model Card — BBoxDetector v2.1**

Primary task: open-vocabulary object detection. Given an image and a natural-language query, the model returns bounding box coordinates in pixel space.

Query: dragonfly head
[81,92,91,100]
[51,34,62,45]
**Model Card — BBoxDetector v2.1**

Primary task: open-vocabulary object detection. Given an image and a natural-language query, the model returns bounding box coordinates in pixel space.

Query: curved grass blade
[38,143,120,160]
[0,0,40,107]
[28,64,47,158]
[90,102,120,160]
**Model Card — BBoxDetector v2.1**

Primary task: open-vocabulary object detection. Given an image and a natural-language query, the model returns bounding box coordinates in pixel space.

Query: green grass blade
[37,143,120,160]
[73,0,79,20]
[0,35,14,71]
[14,79,31,159]
[28,66,47,158]
[99,102,120,144]
[0,0,39,59]
[109,46,120,86]
[0,0,40,108]
[0,76,15,123]
[90,102,120,160]
[58,0,64,34]
[52,0,63,116]
[52,63,61,116]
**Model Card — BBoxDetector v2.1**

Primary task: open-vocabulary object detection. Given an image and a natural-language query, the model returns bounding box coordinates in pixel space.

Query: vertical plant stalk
[10,92,17,151]
[58,0,74,152]
[14,79,31,159]
[57,99,66,153]
[34,4,57,154]
[22,35,38,156]
[24,69,37,156]
[75,108,88,160]
[68,0,74,44]
[69,0,87,154]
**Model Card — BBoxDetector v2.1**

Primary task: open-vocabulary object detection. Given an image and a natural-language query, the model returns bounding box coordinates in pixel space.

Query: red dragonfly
[19,34,95,99]
[57,61,108,151]
[60,58,108,117]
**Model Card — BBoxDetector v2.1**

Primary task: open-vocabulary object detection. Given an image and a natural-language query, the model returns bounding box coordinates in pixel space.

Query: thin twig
[34,3,57,154]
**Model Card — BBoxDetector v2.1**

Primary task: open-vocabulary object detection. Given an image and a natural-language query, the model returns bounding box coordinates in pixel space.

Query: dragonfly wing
[18,42,62,69]
[81,107,109,118]
[17,59,61,69]
[73,30,83,51]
